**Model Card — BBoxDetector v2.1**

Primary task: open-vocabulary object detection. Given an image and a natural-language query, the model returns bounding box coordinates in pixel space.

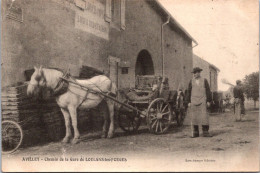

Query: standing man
[233,80,245,121]
[186,67,212,138]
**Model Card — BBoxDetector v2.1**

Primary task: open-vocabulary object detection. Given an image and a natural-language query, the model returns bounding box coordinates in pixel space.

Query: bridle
[28,73,46,87]
[28,69,70,97]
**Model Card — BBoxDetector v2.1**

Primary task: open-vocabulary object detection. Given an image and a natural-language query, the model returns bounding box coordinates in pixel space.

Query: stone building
[2,0,197,91]
[193,54,219,92]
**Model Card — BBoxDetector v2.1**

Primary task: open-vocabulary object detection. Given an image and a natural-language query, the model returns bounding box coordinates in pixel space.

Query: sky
[159,0,259,91]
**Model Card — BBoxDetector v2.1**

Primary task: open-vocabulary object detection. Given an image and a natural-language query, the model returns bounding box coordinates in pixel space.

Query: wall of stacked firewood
[1,81,107,149]
[1,82,46,147]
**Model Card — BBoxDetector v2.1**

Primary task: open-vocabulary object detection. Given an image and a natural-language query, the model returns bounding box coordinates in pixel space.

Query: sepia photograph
[1,0,259,172]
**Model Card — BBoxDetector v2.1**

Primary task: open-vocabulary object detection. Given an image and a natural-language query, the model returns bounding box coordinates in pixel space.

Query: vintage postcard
[1,0,259,172]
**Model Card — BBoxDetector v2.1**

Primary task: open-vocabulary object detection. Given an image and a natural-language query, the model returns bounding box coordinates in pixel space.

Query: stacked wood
[42,108,65,141]
[1,82,46,147]
[1,82,39,122]
[77,109,92,133]
[1,79,110,148]
[79,65,104,79]
[135,75,162,90]
[91,110,105,131]
[38,97,60,114]
[22,127,47,147]
[40,97,92,141]
[35,94,64,142]
[38,92,104,141]
[89,102,107,131]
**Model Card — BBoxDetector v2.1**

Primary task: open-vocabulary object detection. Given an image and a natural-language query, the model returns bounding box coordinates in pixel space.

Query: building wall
[109,0,163,89]
[193,54,210,82]
[164,24,193,90]
[110,0,193,90]
[193,54,219,92]
[1,0,110,87]
[2,0,193,91]
[209,66,218,92]
[1,0,195,137]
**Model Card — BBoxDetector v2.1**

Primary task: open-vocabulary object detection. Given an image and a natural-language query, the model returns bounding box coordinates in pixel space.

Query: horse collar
[53,73,70,96]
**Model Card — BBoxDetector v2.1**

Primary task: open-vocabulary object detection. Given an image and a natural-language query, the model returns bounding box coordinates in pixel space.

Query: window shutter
[105,0,112,22]
[120,0,126,30]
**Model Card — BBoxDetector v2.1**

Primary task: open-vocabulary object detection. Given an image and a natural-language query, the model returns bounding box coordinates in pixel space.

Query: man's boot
[202,125,213,137]
[191,125,199,138]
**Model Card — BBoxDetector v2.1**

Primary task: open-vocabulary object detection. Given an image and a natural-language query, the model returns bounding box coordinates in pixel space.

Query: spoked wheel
[2,120,23,154]
[147,98,172,134]
[118,101,141,133]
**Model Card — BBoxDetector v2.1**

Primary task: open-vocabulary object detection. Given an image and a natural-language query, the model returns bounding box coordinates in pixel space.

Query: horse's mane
[44,67,64,73]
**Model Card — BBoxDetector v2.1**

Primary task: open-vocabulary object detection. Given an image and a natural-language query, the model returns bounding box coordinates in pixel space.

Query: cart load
[117,75,187,134]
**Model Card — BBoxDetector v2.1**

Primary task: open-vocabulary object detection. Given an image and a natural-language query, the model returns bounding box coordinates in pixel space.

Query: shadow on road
[80,134,101,142]
[115,128,150,138]
[211,129,232,136]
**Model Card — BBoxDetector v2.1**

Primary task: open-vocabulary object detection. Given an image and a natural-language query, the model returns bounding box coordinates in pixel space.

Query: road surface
[2,110,259,172]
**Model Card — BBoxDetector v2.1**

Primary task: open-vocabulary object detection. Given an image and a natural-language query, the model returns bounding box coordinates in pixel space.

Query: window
[121,67,128,74]
[105,0,125,30]
[111,0,120,24]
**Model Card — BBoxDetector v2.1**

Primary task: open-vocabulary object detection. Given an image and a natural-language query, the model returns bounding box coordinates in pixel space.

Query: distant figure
[186,67,213,138]
[233,80,246,121]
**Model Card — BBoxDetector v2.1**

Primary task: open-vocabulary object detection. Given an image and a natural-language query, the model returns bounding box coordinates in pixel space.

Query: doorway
[135,50,154,76]
[108,56,120,88]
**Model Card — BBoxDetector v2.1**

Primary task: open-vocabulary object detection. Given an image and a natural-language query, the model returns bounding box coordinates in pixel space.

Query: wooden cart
[117,75,187,134]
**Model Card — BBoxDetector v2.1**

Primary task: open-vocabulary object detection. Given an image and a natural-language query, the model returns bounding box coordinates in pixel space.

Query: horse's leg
[61,108,72,143]
[107,100,115,139]
[101,101,109,138]
[68,106,80,144]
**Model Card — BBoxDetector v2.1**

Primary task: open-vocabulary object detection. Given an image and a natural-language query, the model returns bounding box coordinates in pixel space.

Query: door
[108,56,120,88]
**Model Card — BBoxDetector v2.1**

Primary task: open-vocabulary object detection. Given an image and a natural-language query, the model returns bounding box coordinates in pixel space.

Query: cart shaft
[60,77,147,116]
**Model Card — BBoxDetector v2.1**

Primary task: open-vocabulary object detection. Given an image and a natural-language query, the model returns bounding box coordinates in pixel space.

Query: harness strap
[53,72,70,96]
[107,91,116,98]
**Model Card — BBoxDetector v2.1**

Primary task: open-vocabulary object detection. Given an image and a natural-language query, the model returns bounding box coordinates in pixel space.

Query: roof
[147,0,198,45]
[209,63,220,72]
[193,54,220,72]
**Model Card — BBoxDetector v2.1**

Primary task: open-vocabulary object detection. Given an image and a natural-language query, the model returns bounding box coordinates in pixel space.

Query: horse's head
[27,66,46,97]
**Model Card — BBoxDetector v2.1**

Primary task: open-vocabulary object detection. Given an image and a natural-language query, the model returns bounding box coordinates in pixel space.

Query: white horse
[27,66,117,144]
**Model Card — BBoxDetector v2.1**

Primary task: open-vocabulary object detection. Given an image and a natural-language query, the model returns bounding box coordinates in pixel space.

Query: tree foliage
[242,71,259,101]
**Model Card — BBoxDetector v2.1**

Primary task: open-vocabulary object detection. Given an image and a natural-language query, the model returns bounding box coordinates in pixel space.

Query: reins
[60,76,147,116]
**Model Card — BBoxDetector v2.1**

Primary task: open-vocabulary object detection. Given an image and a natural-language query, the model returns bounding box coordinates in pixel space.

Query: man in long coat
[233,80,245,121]
[186,67,212,137]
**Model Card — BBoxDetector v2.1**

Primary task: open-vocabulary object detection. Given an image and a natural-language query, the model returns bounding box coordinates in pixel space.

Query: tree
[242,71,259,109]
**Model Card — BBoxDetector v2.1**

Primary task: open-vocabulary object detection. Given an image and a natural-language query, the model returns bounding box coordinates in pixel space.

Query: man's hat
[191,67,203,73]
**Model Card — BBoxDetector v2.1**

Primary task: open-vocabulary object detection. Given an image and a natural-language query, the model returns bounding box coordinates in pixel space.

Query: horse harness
[53,72,70,96]
[57,74,116,107]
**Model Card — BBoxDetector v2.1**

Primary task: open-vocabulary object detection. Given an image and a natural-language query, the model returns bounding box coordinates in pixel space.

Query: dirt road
[2,110,259,172]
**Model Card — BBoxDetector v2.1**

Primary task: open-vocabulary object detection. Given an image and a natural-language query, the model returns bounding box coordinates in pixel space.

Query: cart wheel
[147,98,172,134]
[2,120,23,154]
[118,101,141,133]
